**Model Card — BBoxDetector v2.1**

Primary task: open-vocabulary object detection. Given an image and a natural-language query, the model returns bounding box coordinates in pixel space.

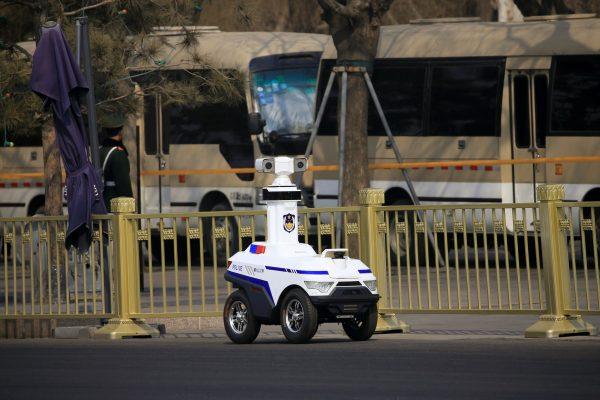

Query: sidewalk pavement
[51,313,600,340]
[157,314,600,341]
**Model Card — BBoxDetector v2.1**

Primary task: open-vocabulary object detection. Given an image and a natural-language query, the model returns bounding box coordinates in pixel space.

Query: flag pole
[75,16,101,174]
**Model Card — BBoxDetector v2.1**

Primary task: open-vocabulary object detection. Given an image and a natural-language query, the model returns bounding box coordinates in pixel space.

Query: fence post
[359,189,410,333]
[93,197,159,339]
[525,185,596,338]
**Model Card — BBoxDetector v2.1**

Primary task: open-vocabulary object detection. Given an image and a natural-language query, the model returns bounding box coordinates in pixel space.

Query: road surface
[1,334,599,400]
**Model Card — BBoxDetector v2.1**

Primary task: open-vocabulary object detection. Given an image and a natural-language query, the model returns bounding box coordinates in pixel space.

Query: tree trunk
[494,0,524,22]
[340,71,370,206]
[318,0,392,206]
[41,123,63,216]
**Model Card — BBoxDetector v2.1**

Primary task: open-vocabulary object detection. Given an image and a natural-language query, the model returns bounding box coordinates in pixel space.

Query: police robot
[223,156,379,344]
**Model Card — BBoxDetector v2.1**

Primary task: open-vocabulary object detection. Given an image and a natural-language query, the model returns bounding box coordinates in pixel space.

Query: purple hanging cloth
[30,24,107,252]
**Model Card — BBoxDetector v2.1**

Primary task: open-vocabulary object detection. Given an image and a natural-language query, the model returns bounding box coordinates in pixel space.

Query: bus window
[144,95,157,155]
[534,74,548,148]
[429,63,502,136]
[369,63,426,136]
[551,55,600,135]
[513,74,531,149]
[162,101,254,180]
[317,60,427,137]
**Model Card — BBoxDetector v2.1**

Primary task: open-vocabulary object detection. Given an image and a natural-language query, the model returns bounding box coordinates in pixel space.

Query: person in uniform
[98,115,133,316]
[99,114,133,211]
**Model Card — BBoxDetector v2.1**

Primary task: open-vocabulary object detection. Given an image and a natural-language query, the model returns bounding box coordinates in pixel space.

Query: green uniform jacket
[100,139,133,211]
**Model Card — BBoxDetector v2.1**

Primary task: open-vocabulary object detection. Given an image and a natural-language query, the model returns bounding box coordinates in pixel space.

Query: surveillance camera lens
[265,162,273,170]
[297,162,304,169]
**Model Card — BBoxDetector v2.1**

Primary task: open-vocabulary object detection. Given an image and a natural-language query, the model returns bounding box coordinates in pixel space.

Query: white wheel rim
[285,299,304,333]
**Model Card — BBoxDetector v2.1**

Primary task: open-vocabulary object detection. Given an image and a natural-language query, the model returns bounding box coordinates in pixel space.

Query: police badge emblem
[283,213,295,233]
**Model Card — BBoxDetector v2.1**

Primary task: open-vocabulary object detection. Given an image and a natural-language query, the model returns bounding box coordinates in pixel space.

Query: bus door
[510,68,549,203]
[142,94,171,215]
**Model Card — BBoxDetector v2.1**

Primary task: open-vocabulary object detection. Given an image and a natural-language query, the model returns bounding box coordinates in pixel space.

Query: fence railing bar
[566,207,579,308]
[451,209,461,309]
[591,210,600,310]
[462,210,471,309]
[501,209,512,310]
[576,209,589,310]
[413,210,422,309]
[512,208,523,310]
[211,216,219,312]
[522,207,533,310]
[199,216,206,313]
[472,209,482,310]
[159,218,168,313]
[173,217,180,313]
[186,218,193,313]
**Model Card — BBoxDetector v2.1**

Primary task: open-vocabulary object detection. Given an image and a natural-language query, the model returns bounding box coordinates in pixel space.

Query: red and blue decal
[250,244,266,254]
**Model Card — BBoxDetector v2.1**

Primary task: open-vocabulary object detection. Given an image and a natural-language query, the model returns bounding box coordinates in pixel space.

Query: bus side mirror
[248,112,266,135]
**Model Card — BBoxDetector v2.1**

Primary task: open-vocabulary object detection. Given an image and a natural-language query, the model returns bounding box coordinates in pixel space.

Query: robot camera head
[255,157,307,175]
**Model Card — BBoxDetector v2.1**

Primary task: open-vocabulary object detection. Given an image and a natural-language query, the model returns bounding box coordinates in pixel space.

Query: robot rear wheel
[223,290,261,344]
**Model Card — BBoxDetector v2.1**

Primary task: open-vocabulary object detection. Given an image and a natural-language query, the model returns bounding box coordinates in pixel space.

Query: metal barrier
[376,203,545,312]
[0,215,115,319]
[559,201,600,313]
[0,185,597,338]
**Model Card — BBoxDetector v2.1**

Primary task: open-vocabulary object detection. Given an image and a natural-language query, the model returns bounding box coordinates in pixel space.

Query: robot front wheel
[342,304,378,341]
[223,290,261,344]
[280,289,319,344]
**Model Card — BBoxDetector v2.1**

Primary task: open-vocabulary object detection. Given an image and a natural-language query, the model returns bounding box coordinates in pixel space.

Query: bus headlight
[364,280,377,292]
[304,281,333,293]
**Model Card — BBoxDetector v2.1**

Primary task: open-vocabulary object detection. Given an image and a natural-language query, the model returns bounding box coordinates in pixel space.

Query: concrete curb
[54,326,98,339]
[145,317,222,332]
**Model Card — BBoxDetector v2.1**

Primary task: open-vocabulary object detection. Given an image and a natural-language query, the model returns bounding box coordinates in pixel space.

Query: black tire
[203,202,239,265]
[388,199,413,267]
[342,304,378,341]
[280,289,318,344]
[223,290,261,344]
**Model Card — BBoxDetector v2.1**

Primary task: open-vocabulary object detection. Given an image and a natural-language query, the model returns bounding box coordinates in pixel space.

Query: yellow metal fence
[1,185,598,337]
[376,204,545,312]
[1,215,115,318]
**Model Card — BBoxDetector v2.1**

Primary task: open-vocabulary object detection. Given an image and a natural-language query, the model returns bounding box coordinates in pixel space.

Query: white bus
[0,28,331,221]
[313,15,600,210]
[133,27,331,219]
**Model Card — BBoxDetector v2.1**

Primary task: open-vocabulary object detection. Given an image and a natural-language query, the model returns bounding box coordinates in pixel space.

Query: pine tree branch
[6,43,32,61]
[63,0,115,16]
[95,90,132,106]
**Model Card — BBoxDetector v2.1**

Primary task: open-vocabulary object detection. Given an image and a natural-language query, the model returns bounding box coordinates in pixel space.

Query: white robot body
[224,157,379,343]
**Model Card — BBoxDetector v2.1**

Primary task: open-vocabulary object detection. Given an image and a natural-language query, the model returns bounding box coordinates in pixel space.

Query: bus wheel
[388,200,413,267]
[507,236,541,268]
[203,202,239,266]
[388,199,430,268]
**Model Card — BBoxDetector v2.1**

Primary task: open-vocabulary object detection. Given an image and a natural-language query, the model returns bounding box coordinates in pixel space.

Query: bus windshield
[251,67,317,136]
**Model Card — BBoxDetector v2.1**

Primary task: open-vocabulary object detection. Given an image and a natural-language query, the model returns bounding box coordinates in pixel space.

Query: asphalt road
[1,336,599,400]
